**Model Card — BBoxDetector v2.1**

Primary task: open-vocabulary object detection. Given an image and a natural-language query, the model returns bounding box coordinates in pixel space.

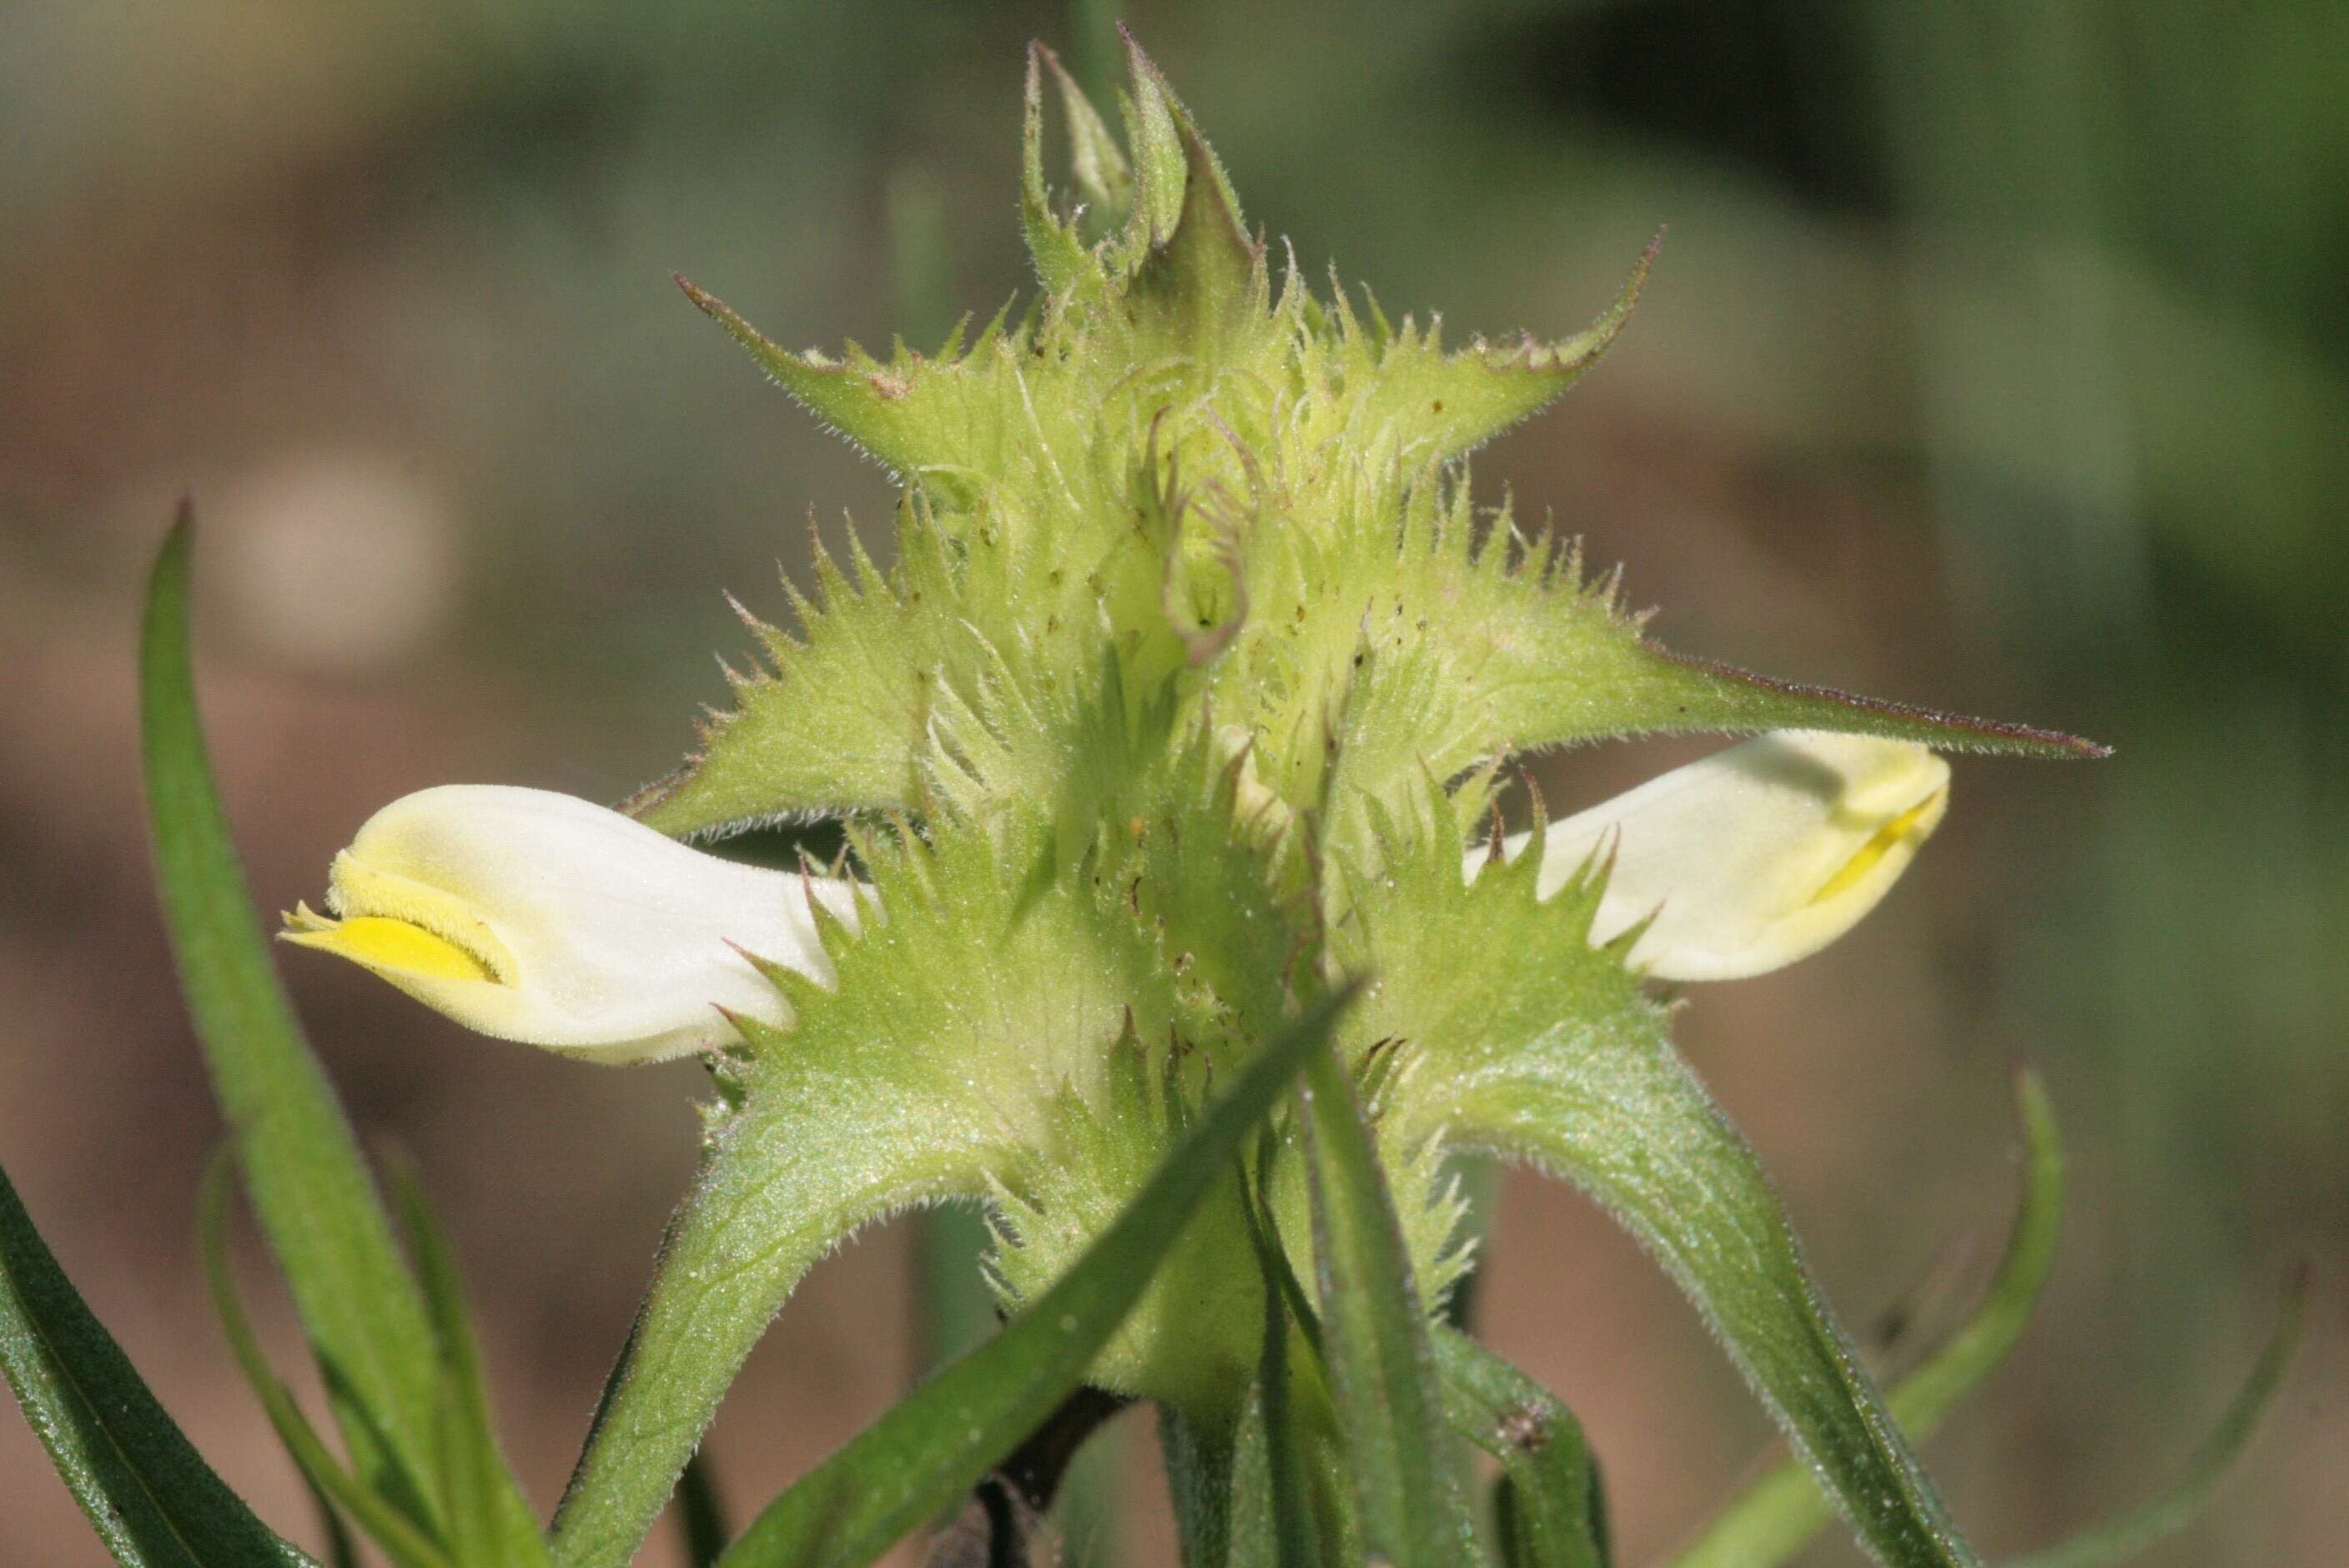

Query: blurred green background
[2,1,2341,1562]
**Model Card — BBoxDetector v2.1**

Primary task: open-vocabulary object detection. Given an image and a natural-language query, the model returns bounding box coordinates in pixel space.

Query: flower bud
[283,786,856,1063]
[1468,731,1950,981]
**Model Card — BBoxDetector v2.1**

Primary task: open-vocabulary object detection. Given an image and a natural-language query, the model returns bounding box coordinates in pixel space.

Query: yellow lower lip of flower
[286,914,502,984]
[1809,790,1945,907]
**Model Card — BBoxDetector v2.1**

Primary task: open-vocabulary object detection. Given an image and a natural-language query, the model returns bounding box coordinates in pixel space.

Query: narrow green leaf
[1522,641,2114,762]
[1584,1454,1614,1566]
[1431,1329,1603,1568]
[1448,1027,1984,1567]
[195,1159,454,1568]
[138,510,443,1506]
[1220,1395,1300,1568]
[1240,1153,1321,1568]
[1243,1217,1602,1568]
[386,1165,551,1567]
[2005,1269,2306,1568]
[1163,1160,1324,1568]
[1668,1067,2064,1568]
[304,1475,361,1568]
[708,987,1359,1568]
[1298,1042,1477,1567]
[1297,480,2107,835]
[0,1162,320,1568]
[1159,1403,1285,1568]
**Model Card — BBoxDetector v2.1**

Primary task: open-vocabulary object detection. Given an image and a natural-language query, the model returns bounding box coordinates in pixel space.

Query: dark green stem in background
[676,1452,730,1568]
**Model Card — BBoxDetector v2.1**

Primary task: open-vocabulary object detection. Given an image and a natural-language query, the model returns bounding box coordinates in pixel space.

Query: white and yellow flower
[282,785,857,1064]
[1464,730,1949,982]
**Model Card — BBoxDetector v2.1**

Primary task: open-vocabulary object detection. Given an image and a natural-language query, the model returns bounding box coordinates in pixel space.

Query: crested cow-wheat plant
[0,34,2300,1568]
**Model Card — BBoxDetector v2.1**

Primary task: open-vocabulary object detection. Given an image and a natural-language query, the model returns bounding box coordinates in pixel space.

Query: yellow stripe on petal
[1809,790,1945,907]
[287,916,501,984]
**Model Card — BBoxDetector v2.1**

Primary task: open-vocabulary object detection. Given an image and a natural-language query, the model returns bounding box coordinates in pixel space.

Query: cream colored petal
[282,786,861,1064]
[1466,731,1950,981]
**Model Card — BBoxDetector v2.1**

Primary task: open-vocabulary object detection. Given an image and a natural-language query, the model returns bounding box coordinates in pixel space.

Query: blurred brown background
[3,1,2343,1562]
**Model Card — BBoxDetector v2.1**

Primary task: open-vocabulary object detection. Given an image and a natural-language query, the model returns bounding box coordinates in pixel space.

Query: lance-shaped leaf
[1330,478,2105,782]
[1450,1013,1979,1565]
[199,1160,457,1568]
[1512,639,2110,762]
[1669,1067,2063,1568]
[140,511,445,1511]
[2005,1269,2305,1568]
[0,1162,321,1568]
[707,988,1360,1568]
[1355,794,1981,1568]
[385,1166,551,1568]
[308,1483,360,1568]
[1242,1149,1325,1568]
[1242,1167,1602,1568]
[1298,1040,1478,1567]
[1218,490,2100,881]
[1431,1329,1606,1568]
[1159,1398,1302,1568]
